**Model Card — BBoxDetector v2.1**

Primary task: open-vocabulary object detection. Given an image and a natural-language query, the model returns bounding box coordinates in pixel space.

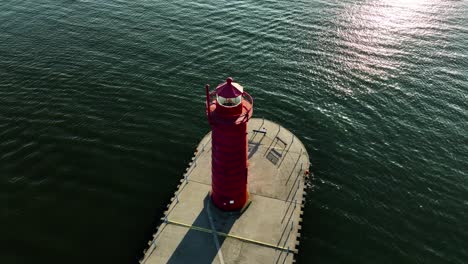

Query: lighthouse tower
[205,77,253,211]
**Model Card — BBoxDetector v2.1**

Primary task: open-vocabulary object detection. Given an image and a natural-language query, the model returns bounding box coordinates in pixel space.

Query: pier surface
[140,118,309,264]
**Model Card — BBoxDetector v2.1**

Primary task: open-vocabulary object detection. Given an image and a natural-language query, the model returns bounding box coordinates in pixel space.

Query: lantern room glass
[217,95,242,107]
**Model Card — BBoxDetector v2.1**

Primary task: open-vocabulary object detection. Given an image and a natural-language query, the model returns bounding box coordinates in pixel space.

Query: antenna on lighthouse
[205,84,211,124]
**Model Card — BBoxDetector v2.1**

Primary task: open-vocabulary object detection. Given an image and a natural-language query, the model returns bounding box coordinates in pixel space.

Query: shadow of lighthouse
[167,195,238,264]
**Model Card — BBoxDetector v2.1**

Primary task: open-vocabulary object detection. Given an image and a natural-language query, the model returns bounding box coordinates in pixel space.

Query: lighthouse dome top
[216,77,244,98]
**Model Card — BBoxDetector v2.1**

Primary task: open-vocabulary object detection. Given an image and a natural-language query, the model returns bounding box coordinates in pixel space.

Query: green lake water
[1,0,467,263]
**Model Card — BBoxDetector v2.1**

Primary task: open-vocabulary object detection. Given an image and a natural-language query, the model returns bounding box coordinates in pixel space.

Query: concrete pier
[140,118,310,264]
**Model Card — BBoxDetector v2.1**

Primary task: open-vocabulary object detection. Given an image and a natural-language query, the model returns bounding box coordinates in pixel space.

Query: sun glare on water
[332,0,445,94]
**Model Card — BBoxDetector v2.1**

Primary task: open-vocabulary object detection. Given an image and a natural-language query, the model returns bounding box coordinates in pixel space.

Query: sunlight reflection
[333,0,442,94]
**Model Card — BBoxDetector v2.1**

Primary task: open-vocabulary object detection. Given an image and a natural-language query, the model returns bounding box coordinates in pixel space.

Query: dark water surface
[1,0,467,263]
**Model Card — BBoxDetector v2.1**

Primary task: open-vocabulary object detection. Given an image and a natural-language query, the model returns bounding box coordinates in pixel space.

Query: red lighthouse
[205,77,253,211]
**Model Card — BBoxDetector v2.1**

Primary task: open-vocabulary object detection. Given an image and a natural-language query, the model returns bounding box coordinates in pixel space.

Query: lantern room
[216,77,243,108]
